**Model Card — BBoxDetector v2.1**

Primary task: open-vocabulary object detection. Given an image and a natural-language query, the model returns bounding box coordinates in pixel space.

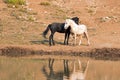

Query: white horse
[64,19,90,46]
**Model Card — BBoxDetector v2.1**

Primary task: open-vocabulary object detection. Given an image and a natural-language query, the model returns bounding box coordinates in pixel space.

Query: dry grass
[40,2,50,6]
[4,0,26,5]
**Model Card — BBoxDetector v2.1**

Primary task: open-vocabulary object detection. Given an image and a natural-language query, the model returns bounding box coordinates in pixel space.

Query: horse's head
[64,19,71,29]
[71,17,79,24]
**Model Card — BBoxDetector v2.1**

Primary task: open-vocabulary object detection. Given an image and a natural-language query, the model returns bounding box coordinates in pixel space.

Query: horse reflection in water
[42,58,89,80]
[63,60,89,80]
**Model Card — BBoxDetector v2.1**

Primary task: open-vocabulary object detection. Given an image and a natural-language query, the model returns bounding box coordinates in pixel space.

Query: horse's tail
[42,24,51,38]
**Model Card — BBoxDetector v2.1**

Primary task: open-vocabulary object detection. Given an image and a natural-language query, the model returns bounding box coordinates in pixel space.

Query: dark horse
[42,17,79,46]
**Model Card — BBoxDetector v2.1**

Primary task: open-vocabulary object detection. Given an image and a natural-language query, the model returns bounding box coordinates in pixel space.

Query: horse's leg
[79,35,82,45]
[51,33,55,45]
[66,32,70,45]
[49,27,55,46]
[84,31,90,46]
[49,34,52,46]
[64,32,67,45]
[49,33,55,46]
[49,28,53,46]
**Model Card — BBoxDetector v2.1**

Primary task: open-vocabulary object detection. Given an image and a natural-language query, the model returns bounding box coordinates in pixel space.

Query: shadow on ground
[30,40,64,45]
[30,40,49,45]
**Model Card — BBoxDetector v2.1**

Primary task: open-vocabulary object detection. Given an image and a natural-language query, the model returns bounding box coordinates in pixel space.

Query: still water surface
[0,56,120,80]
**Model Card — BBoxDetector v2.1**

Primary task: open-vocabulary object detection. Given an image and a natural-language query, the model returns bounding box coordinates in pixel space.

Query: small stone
[112,32,117,34]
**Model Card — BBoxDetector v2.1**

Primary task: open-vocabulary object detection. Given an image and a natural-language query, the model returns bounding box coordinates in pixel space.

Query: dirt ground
[0,0,120,60]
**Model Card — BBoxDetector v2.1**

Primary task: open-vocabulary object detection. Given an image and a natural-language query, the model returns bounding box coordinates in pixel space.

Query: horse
[42,17,79,46]
[64,19,90,46]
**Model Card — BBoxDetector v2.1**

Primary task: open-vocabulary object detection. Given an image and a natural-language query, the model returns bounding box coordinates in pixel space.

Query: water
[0,56,120,80]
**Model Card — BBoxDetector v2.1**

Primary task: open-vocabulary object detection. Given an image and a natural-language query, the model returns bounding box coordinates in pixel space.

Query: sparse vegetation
[99,16,111,22]
[0,24,3,33]
[86,6,97,15]
[19,8,27,13]
[56,8,65,13]
[7,4,18,8]
[19,8,37,15]
[88,9,94,13]
[0,24,3,38]
[9,6,37,21]
[99,16,119,23]
[27,15,36,21]
[4,0,26,5]
[40,2,50,6]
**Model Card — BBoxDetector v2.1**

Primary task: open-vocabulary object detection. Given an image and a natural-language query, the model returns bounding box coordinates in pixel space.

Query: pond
[0,56,120,80]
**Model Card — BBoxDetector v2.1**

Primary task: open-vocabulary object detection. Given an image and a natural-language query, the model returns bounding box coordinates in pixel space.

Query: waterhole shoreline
[0,46,120,60]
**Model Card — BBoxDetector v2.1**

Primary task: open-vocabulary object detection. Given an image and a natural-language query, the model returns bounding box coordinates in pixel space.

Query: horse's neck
[70,21,78,33]
[71,21,78,28]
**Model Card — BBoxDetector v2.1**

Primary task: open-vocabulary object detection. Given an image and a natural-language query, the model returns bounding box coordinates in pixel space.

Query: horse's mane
[68,19,78,27]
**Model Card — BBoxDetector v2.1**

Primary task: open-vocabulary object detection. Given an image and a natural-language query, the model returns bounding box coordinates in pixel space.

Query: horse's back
[51,22,64,28]
[74,24,87,34]
[78,24,87,30]
[51,22,66,33]
[78,24,86,28]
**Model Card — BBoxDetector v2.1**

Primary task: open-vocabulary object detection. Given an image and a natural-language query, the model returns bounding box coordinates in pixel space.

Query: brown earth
[0,0,120,59]
[0,46,120,60]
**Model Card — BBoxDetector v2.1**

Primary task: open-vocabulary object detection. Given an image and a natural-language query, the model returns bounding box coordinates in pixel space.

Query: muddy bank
[0,46,120,60]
